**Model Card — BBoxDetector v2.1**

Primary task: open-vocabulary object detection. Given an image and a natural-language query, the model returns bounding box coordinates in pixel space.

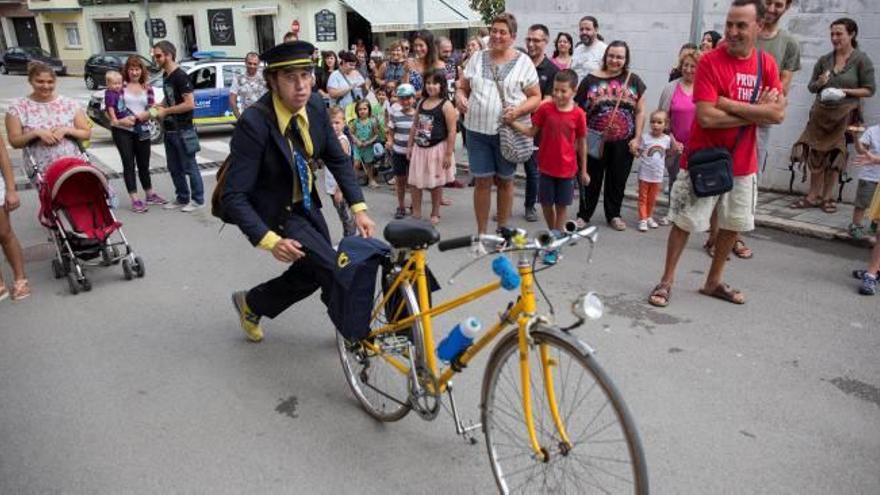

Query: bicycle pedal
[379,335,410,354]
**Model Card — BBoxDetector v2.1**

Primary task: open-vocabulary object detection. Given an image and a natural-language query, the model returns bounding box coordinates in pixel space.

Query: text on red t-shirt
[683,47,782,176]
[531,101,587,178]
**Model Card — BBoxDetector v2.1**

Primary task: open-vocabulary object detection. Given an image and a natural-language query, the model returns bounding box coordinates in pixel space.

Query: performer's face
[272,68,313,111]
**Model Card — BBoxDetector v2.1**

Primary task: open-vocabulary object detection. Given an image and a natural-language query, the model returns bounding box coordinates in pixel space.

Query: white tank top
[123,88,149,115]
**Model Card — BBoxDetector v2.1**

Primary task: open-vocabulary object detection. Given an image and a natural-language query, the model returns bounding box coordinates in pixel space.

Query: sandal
[11,279,30,301]
[789,197,820,209]
[648,283,672,307]
[732,239,753,259]
[699,283,745,305]
[0,285,8,303]
[430,215,441,225]
[394,207,407,220]
[821,199,837,214]
[609,217,626,231]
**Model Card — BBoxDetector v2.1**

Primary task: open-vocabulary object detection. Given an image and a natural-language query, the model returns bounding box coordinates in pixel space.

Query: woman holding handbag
[455,12,541,236]
[574,40,647,231]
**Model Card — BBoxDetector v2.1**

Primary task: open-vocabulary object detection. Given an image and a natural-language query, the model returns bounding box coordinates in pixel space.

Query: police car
[86,53,248,144]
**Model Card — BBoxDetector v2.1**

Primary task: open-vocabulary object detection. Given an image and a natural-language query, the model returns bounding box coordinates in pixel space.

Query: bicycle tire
[336,269,423,422]
[481,326,648,494]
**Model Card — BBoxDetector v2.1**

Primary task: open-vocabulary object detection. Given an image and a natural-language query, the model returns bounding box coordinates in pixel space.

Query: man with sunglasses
[522,24,559,222]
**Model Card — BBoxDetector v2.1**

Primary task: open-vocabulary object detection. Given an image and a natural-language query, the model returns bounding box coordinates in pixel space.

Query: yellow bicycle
[336,220,648,494]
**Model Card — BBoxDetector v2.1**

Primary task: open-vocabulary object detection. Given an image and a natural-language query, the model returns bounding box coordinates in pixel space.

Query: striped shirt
[462,50,539,135]
[388,104,415,155]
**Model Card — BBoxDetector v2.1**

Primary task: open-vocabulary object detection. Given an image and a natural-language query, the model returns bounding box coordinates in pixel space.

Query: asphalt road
[1,166,878,493]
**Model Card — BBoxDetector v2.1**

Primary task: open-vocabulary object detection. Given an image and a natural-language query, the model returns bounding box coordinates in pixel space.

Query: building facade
[508,0,879,197]
[1,0,39,51]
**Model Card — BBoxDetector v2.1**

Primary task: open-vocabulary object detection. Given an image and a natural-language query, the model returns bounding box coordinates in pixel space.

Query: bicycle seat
[383,218,440,249]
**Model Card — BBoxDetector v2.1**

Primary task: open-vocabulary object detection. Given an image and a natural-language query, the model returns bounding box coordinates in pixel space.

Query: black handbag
[688,50,762,198]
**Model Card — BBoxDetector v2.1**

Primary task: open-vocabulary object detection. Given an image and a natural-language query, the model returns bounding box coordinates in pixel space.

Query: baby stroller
[31,155,145,294]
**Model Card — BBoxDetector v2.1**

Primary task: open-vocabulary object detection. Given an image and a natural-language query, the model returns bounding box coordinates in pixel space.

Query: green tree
[470,0,505,24]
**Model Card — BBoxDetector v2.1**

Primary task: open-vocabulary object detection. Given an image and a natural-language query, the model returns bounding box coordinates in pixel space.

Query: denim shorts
[466,129,517,179]
[538,174,575,206]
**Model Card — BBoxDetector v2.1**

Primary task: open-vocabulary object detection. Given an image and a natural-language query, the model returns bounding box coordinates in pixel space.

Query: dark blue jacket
[222,92,364,246]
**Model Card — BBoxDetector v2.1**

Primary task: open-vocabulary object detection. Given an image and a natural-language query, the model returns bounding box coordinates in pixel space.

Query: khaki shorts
[854,179,878,210]
[670,170,757,233]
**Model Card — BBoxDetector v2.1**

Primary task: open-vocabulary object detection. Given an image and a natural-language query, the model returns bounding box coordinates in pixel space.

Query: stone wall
[507,0,879,199]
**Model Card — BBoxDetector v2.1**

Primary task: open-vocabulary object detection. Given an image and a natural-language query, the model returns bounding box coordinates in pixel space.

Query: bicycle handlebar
[437,224,598,254]
[438,235,476,252]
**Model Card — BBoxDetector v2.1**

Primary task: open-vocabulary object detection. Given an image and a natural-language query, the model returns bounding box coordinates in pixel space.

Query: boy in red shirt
[508,69,588,251]
[649,0,786,307]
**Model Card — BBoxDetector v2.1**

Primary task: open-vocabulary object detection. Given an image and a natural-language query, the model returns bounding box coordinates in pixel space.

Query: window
[222,65,245,88]
[64,23,81,48]
[190,66,217,90]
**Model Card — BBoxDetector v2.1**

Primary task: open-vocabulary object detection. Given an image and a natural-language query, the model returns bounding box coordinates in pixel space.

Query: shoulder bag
[491,56,535,164]
[587,70,632,160]
[688,50,763,198]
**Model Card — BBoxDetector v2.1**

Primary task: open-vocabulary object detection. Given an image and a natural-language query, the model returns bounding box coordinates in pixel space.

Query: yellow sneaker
[232,291,263,342]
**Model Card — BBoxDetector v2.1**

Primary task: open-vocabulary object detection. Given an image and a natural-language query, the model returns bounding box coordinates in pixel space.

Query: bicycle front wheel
[336,269,421,422]
[481,327,648,494]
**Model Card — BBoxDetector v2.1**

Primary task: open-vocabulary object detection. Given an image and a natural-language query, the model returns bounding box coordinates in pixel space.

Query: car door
[7,48,28,72]
[220,64,246,120]
[188,65,219,121]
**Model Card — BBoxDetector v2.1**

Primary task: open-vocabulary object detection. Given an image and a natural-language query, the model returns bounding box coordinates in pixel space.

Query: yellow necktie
[296,112,313,157]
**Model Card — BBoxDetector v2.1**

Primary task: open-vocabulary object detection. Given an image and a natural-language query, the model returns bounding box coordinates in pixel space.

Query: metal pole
[689,0,703,44]
[417,0,424,29]
[144,0,154,50]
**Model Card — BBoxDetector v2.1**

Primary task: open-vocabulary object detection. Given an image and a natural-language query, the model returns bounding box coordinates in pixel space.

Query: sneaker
[231,291,263,342]
[180,201,204,213]
[131,199,148,213]
[145,193,168,205]
[658,216,671,226]
[542,250,559,265]
[847,222,866,240]
[638,220,648,232]
[853,269,880,280]
[859,273,877,296]
[647,217,659,229]
[163,200,188,210]
[394,207,407,219]
[610,217,626,231]
[525,206,538,222]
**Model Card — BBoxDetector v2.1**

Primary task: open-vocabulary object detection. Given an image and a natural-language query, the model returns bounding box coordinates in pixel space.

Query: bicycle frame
[364,247,572,460]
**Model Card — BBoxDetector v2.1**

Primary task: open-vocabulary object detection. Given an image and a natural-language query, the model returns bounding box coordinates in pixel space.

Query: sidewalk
[453,139,873,244]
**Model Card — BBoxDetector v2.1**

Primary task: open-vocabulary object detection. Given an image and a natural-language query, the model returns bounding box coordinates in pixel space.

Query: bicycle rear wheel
[336,268,421,422]
[481,327,648,494]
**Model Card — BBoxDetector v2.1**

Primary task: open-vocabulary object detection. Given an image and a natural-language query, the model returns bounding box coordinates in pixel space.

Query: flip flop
[821,200,838,214]
[699,283,745,305]
[732,239,753,259]
[648,283,672,307]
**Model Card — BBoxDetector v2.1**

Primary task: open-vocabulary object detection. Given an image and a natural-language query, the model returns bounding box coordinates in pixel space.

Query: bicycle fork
[519,317,574,462]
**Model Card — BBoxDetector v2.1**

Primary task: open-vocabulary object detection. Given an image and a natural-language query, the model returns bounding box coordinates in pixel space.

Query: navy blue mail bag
[329,236,391,340]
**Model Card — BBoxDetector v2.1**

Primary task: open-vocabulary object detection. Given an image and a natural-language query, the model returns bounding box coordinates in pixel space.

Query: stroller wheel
[80,278,92,292]
[133,256,146,278]
[52,259,64,279]
[67,272,80,295]
[122,259,134,281]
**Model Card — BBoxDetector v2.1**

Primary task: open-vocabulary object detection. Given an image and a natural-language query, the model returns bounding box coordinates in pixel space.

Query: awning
[343,0,484,33]
[240,5,279,17]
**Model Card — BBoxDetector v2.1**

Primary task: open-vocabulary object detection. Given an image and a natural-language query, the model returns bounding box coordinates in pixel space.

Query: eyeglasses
[525,37,547,44]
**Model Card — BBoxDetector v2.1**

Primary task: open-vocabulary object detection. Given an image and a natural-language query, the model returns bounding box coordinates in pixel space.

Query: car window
[222,65,246,88]
[190,66,217,90]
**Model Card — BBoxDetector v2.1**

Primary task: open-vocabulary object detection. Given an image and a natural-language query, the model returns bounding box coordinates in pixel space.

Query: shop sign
[144,19,167,39]
[315,9,336,42]
[208,9,235,46]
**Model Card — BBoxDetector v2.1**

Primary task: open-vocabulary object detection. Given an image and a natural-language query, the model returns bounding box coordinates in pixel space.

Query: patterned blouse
[6,95,85,171]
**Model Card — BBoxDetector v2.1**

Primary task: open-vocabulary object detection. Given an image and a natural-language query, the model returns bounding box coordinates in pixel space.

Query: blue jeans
[164,129,204,204]
[524,153,538,209]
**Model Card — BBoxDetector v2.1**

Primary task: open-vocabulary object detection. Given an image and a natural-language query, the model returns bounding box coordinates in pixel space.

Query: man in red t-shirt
[649,0,786,307]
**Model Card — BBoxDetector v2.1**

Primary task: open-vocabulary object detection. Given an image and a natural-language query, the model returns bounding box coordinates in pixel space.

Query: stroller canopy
[38,157,121,241]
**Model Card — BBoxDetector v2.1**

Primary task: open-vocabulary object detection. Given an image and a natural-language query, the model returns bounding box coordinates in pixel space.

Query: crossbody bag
[688,50,763,198]
[491,57,534,164]
[587,71,632,160]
